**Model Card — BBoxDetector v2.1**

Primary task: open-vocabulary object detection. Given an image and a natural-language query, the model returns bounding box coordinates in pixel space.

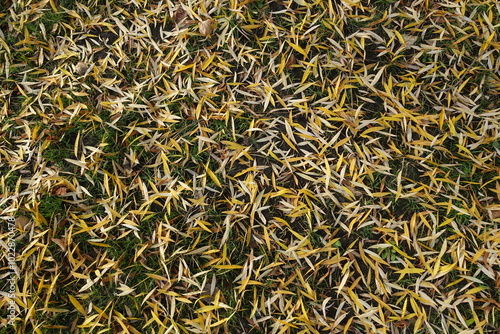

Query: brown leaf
[74,61,88,76]
[15,216,31,230]
[394,320,411,328]
[285,54,297,69]
[488,204,500,220]
[51,238,67,252]
[174,7,187,24]
[199,19,212,36]
[52,186,68,196]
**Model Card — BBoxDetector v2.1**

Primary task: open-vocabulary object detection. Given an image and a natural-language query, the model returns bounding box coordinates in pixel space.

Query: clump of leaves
[0,0,499,332]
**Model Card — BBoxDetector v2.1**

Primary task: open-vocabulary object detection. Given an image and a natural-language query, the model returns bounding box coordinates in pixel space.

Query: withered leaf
[174,7,187,24]
[285,54,297,69]
[15,216,31,230]
[51,238,67,251]
[74,61,88,76]
[199,19,212,36]
[52,186,69,196]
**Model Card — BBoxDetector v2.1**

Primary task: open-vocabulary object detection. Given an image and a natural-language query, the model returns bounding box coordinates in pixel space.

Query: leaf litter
[0,0,499,333]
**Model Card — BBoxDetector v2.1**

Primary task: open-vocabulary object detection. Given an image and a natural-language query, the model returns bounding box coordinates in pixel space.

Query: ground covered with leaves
[0,0,499,333]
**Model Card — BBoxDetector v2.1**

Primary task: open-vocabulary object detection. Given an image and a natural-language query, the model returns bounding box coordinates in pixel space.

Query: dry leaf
[51,238,67,251]
[52,186,69,196]
[74,61,88,76]
[199,19,212,36]
[2,0,500,331]
[285,54,297,69]
[174,7,187,25]
[15,216,31,230]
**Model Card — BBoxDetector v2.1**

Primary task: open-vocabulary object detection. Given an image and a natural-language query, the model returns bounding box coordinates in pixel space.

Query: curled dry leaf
[285,54,297,69]
[486,203,500,219]
[174,7,187,25]
[51,238,67,252]
[491,210,500,220]
[74,61,88,76]
[15,216,31,230]
[52,186,69,196]
[199,19,212,36]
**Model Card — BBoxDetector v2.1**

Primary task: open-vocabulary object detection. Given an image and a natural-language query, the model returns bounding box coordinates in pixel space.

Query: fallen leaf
[52,186,68,196]
[74,62,88,76]
[15,216,31,230]
[51,238,67,251]
[174,7,187,25]
[285,54,297,69]
[199,19,212,36]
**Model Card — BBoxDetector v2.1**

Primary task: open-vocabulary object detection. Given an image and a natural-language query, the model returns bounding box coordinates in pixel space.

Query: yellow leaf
[465,286,488,295]
[195,97,205,119]
[68,295,87,317]
[301,66,312,84]
[245,280,265,286]
[347,288,364,311]
[87,241,111,247]
[273,290,296,295]
[205,164,221,187]
[72,272,89,279]
[146,273,169,281]
[213,265,243,269]
[480,31,496,53]
[395,267,425,280]
[438,262,456,275]
[195,219,213,233]
[395,268,425,274]
[242,24,261,30]
[287,41,308,58]
[195,305,221,313]
[202,53,216,70]
[281,133,297,150]
[175,297,192,303]
[360,126,386,137]
[332,136,351,149]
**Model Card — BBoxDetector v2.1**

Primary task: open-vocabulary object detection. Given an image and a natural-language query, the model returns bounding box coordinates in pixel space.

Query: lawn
[0,0,499,333]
